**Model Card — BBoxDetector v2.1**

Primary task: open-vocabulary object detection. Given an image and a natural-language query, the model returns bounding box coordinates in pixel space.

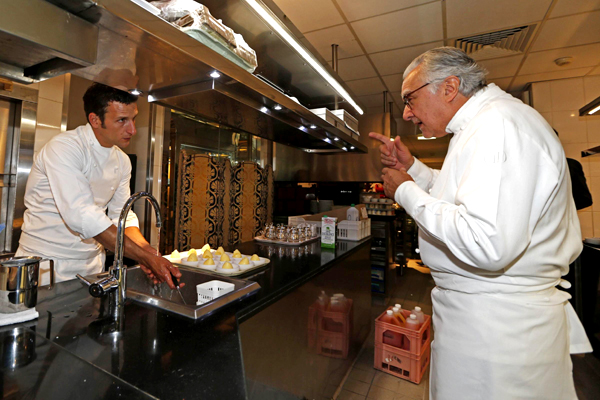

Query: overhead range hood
[0,0,367,153]
[0,0,98,84]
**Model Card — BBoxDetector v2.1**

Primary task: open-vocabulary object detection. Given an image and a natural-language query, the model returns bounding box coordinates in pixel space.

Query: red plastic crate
[308,299,353,335]
[374,309,431,357]
[317,330,349,359]
[374,342,430,384]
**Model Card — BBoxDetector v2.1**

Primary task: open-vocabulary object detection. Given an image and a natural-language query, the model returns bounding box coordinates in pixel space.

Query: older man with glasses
[370,47,591,399]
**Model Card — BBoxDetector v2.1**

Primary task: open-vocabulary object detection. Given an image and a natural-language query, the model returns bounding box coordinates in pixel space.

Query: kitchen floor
[337,267,434,400]
[335,266,600,400]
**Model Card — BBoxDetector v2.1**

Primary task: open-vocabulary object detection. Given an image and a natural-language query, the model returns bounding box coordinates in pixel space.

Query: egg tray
[164,250,270,276]
[254,236,319,246]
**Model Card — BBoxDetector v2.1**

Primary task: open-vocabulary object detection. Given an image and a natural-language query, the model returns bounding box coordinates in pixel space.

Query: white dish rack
[288,216,371,241]
[196,280,235,305]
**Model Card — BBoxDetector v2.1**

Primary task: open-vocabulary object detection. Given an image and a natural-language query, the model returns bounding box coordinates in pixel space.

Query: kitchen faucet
[77,191,162,305]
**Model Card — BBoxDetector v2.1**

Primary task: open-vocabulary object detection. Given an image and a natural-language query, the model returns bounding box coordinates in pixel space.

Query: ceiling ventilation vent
[451,25,536,60]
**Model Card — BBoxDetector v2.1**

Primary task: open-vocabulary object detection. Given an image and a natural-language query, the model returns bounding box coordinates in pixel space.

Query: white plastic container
[196,280,235,304]
[346,204,359,221]
[413,306,425,324]
[405,314,421,330]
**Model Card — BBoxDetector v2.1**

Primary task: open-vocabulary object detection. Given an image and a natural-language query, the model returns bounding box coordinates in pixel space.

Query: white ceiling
[272,0,600,122]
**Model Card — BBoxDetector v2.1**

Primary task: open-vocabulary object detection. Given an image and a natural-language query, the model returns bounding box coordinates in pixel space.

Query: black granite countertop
[1,238,370,400]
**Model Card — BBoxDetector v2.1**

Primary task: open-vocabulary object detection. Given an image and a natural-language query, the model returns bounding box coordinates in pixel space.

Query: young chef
[16,83,181,289]
[371,47,591,399]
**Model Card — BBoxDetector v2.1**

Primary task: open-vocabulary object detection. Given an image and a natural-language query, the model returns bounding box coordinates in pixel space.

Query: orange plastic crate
[308,329,350,359]
[374,309,431,357]
[374,342,430,384]
[308,299,353,335]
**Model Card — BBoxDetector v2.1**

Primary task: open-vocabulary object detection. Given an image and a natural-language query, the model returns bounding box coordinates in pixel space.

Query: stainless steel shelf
[39,0,367,153]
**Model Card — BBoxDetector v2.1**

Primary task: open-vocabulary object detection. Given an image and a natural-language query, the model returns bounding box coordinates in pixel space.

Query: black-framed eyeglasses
[402,82,431,110]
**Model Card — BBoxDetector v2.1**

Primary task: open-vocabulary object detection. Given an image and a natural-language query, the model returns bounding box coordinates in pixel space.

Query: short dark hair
[83,83,138,125]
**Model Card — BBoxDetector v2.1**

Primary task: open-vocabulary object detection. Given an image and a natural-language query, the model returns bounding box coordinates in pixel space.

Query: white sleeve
[107,153,139,229]
[395,116,560,271]
[39,140,113,239]
[407,157,440,193]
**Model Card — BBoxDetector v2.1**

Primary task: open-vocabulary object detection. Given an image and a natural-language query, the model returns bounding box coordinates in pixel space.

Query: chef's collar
[84,123,112,153]
[445,83,503,135]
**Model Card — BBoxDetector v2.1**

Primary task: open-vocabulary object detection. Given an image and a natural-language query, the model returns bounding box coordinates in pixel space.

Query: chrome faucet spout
[112,191,162,304]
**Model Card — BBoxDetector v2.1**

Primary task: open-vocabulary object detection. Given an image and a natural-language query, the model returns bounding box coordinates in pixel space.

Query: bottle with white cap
[405,314,421,330]
[412,306,425,324]
[392,306,406,325]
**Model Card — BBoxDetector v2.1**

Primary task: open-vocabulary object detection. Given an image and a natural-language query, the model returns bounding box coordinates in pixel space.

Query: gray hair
[404,47,488,97]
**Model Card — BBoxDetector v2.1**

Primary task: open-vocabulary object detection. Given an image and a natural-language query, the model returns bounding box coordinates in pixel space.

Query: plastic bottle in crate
[406,314,421,330]
[392,306,406,325]
[412,306,425,324]
[380,310,404,348]
[316,291,329,310]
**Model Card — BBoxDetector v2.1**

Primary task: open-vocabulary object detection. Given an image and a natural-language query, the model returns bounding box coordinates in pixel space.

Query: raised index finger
[368,132,390,144]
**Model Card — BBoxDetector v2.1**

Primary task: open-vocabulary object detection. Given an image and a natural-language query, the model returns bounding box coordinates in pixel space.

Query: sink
[125,266,260,320]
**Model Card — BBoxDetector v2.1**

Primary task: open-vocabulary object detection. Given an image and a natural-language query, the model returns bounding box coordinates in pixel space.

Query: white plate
[180,257,200,267]
[198,263,217,271]
[216,264,240,274]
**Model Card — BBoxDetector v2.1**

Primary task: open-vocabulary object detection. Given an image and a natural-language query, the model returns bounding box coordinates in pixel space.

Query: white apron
[429,285,590,400]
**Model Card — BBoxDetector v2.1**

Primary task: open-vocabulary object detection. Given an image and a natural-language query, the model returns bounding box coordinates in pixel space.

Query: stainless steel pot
[0,257,54,313]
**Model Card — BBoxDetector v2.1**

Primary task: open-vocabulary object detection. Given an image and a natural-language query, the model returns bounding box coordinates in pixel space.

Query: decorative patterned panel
[176,152,273,250]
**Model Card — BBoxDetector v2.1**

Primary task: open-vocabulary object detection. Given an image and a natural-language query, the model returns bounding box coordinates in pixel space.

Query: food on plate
[221,261,233,269]
[203,258,215,266]
[203,249,213,259]
[250,254,260,261]
[239,257,249,265]
[170,250,181,258]
[232,250,242,258]
[220,253,230,262]
[187,249,198,261]
[201,244,211,253]
[216,246,225,255]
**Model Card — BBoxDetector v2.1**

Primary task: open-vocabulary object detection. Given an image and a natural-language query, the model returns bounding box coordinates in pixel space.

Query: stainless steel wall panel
[274,113,395,182]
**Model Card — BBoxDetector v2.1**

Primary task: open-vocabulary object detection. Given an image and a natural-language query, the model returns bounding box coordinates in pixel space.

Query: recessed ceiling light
[147,94,155,102]
[310,125,317,129]
[350,146,355,150]
[342,147,348,151]
[274,104,283,111]
[210,71,221,78]
[333,137,339,141]
[260,106,269,113]
[130,89,142,95]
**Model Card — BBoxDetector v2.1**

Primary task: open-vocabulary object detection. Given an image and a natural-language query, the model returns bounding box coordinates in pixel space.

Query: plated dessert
[164,245,270,275]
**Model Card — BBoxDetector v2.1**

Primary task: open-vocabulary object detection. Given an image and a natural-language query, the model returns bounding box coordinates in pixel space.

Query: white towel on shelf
[0,308,39,326]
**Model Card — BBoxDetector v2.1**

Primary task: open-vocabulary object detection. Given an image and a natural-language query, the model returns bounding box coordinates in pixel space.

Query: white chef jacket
[395,84,591,400]
[19,123,138,273]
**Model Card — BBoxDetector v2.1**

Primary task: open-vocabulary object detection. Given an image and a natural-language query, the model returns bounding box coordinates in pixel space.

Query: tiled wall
[531,76,600,239]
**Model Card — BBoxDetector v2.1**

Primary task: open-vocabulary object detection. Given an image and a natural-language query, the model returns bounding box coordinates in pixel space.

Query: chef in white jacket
[17,83,181,289]
[370,47,591,400]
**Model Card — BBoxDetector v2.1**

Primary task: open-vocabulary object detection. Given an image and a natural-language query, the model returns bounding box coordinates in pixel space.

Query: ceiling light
[554,57,573,67]
[243,0,363,115]
[273,104,282,110]
[342,147,348,151]
[130,89,142,95]
[147,94,155,102]
[210,71,221,78]
[350,146,355,150]
[333,137,339,141]
[260,106,269,113]
[310,125,317,129]
[323,138,331,143]
[579,95,600,116]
